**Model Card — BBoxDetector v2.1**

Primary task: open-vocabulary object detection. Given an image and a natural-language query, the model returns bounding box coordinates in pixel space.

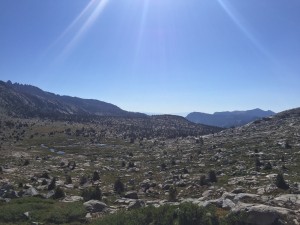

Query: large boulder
[128,200,145,210]
[125,191,138,199]
[274,194,300,207]
[3,190,19,199]
[43,190,55,199]
[222,199,236,210]
[21,187,39,197]
[83,200,107,213]
[231,202,293,225]
[233,193,260,203]
[62,195,83,203]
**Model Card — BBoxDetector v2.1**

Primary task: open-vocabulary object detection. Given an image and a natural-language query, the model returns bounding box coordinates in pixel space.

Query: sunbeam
[216,0,272,59]
[132,0,150,72]
[61,0,109,59]
[50,0,97,50]
[54,0,109,60]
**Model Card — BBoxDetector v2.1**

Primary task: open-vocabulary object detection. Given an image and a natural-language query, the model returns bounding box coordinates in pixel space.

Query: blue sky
[0,0,299,114]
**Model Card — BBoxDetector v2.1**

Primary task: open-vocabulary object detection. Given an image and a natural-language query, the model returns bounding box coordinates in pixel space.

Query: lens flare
[217,0,272,59]
[47,0,109,61]
[61,0,109,57]
[132,0,150,72]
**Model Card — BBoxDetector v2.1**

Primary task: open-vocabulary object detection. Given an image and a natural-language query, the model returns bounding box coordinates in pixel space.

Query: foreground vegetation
[0,108,299,224]
[91,203,243,225]
[0,197,244,225]
[0,197,86,225]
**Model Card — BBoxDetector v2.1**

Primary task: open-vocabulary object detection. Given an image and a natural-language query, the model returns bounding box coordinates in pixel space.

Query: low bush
[0,197,86,224]
[91,203,242,225]
[275,173,289,190]
[82,186,102,201]
[114,178,125,194]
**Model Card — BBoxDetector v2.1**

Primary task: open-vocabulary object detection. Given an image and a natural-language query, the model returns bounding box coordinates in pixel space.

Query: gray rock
[222,192,236,200]
[24,211,30,219]
[203,198,223,208]
[125,191,138,199]
[231,187,246,194]
[85,213,92,219]
[274,194,300,206]
[202,190,213,198]
[231,202,293,225]
[22,187,39,197]
[43,190,55,199]
[3,190,19,199]
[222,199,236,209]
[62,195,83,202]
[128,200,145,210]
[83,200,107,213]
[162,184,171,190]
[176,180,187,187]
[0,183,14,193]
[233,193,260,202]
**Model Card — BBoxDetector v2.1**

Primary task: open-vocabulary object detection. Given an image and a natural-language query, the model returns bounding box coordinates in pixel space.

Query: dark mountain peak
[187,109,275,128]
[6,80,13,85]
[0,80,145,119]
[10,81,50,97]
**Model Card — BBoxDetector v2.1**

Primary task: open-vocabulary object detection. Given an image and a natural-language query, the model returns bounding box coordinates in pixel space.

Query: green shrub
[79,175,88,186]
[275,173,289,190]
[48,177,56,190]
[263,162,272,170]
[208,170,217,183]
[82,186,102,201]
[65,175,72,184]
[178,203,211,225]
[0,197,86,224]
[92,171,100,181]
[168,186,177,202]
[91,203,248,225]
[114,178,125,194]
[53,186,65,199]
[200,175,207,186]
[91,205,177,225]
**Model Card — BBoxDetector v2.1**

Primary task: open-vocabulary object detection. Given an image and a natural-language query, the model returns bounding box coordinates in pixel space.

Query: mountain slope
[186,108,275,128]
[0,80,144,119]
[204,107,300,163]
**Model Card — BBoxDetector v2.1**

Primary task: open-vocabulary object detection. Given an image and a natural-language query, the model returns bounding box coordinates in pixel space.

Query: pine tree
[275,173,289,190]
[208,170,217,182]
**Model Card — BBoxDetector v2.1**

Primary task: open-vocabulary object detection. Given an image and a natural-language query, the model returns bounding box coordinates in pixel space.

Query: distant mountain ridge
[0,80,145,119]
[0,80,223,137]
[186,108,275,128]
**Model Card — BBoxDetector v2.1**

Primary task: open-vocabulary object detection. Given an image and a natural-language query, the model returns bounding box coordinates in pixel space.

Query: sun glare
[217,0,272,60]
[49,0,110,61]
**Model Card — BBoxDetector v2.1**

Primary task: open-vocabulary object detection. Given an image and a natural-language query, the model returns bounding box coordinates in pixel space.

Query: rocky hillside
[0,80,144,119]
[0,80,222,138]
[94,114,223,139]
[186,108,275,128]
[0,107,299,224]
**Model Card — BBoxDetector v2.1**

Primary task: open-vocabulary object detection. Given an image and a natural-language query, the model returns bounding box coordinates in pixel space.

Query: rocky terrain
[0,106,299,224]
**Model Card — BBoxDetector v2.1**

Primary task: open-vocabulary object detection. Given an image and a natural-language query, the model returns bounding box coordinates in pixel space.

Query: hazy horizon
[1,0,299,114]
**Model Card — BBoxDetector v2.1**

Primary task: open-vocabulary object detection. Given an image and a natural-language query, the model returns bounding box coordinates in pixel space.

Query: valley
[0,107,299,224]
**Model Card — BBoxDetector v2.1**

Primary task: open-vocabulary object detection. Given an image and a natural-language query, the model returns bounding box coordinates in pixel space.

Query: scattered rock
[62,195,83,202]
[125,191,138,199]
[128,200,145,210]
[21,187,39,197]
[231,202,294,225]
[83,200,108,213]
